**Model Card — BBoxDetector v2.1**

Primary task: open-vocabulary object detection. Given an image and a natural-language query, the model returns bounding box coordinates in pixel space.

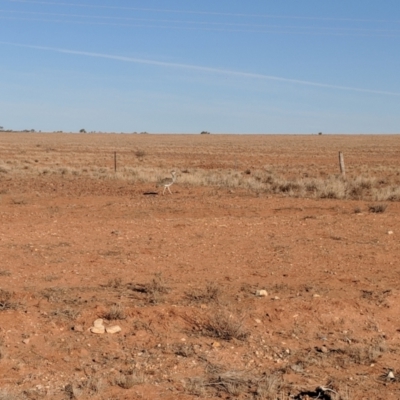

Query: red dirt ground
[0,133,399,399]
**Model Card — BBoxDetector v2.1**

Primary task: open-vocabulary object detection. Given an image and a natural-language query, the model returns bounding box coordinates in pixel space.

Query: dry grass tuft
[129,273,170,304]
[102,304,126,320]
[368,203,388,213]
[0,390,22,400]
[115,372,145,389]
[0,290,19,311]
[185,282,221,304]
[104,277,123,289]
[185,309,249,341]
[49,307,80,320]
[185,368,284,399]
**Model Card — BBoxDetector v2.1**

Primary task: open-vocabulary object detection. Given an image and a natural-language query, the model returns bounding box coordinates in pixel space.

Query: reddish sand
[0,133,399,399]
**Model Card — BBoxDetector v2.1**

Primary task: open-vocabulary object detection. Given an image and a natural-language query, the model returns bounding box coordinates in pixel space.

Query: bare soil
[0,133,399,399]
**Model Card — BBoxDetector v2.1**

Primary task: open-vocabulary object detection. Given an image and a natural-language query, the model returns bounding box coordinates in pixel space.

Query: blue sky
[1,0,399,133]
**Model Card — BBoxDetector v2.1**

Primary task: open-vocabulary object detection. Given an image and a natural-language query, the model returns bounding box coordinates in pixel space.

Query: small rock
[106,325,121,334]
[93,319,104,328]
[313,294,321,298]
[387,371,395,380]
[22,339,30,345]
[256,290,268,297]
[212,341,221,348]
[388,231,394,235]
[73,325,84,332]
[320,345,329,354]
[254,319,262,324]
[273,296,280,300]
[90,326,105,334]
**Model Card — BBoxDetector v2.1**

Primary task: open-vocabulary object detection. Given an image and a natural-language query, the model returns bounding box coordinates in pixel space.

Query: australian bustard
[157,170,176,195]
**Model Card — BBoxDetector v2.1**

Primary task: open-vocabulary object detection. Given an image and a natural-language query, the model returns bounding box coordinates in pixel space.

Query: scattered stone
[90,326,105,334]
[254,319,262,324]
[388,231,394,235]
[73,325,84,332]
[22,339,30,345]
[387,371,395,380]
[273,296,280,300]
[313,294,321,298]
[256,290,268,297]
[93,319,104,328]
[320,345,329,354]
[106,325,122,334]
[212,341,221,348]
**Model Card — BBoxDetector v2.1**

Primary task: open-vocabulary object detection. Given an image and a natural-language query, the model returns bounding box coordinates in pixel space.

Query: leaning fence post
[114,151,117,172]
[339,151,345,177]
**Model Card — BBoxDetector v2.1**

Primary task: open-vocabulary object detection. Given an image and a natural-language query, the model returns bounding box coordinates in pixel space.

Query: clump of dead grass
[49,307,80,320]
[185,281,221,304]
[184,309,249,341]
[185,366,284,399]
[114,372,145,389]
[368,203,388,213]
[102,304,126,320]
[0,290,19,311]
[129,273,170,304]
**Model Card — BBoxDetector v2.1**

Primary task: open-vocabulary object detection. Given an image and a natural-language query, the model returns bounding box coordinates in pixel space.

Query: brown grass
[184,309,249,341]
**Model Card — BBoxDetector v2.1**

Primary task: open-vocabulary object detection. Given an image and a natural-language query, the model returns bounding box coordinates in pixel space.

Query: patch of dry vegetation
[1,133,400,201]
[184,309,249,341]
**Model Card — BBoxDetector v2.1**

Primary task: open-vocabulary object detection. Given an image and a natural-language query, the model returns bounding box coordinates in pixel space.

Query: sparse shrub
[0,290,18,311]
[49,307,80,320]
[185,309,249,341]
[135,149,145,158]
[104,277,123,289]
[129,273,169,304]
[79,129,86,133]
[368,203,387,213]
[115,373,144,389]
[185,282,221,304]
[200,131,210,134]
[102,304,126,320]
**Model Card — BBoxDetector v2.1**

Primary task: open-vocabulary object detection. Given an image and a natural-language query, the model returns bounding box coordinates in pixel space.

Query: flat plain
[0,132,400,399]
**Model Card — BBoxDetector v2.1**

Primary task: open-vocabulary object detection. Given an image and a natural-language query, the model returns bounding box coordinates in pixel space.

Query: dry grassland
[0,133,399,399]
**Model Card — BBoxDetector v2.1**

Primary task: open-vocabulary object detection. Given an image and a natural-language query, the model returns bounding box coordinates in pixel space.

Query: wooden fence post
[114,151,117,172]
[339,151,345,177]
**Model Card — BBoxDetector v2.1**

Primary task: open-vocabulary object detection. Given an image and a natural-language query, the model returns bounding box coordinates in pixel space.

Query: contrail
[6,0,400,23]
[1,9,400,35]
[1,41,399,96]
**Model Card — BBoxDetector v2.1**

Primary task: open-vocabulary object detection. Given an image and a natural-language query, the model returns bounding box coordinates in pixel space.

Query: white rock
[93,319,104,328]
[388,371,395,379]
[90,326,105,334]
[388,231,394,235]
[106,325,122,334]
[256,290,268,297]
